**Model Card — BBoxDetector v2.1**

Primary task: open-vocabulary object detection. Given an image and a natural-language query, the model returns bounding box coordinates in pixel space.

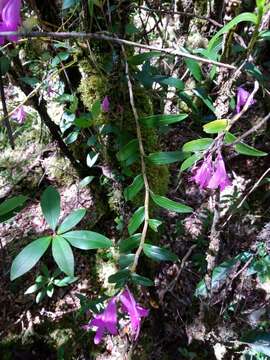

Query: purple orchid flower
[120,287,149,340]
[192,155,213,189]
[82,298,118,344]
[207,152,231,191]
[236,87,255,114]
[0,0,21,45]
[101,96,110,112]
[11,106,26,124]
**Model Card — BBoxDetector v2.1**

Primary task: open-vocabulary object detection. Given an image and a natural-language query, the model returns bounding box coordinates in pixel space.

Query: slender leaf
[128,51,161,65]
[143,243,178,262]
[208,12,258,51]
[63,230,112,249]
[128,207,145,235]
[203,119,228,134]
[182,138,213,152]
[151,192,193,213]
[10,237,51,280]
[180,153,202,172]
[41,186,61,231]
[117,139,139,162]
[140,114,188,127]
[57,209,86,234]
[124,174,144,201]
[119,233,141,253]
[52,236,74,276]
[148,151,189,165]
[131,273,154,286]
[0,195,27,216]
[108,269,130,284]
[119,254,135,268]
[242,332,270,356]
[148,219,162,232]
[225,132,268,156]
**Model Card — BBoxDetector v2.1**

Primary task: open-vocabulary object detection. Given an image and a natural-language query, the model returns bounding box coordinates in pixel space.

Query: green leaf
[54,276,78,287]
[119,254,135,268]
[151,192,193,213]
[117,139,139,162]
[36,290,46,303]
[62,0,79,9]
[51,52,70,67]
[153,75,184,90]
[52,236,74,277]
[184,58,202,82]
[148,219,162,232]
[108,269,130,284]
[143,243,178,262]
[180,153,202,172]
[24,283,43,295]
[140,114,188,127]
[0,56,10,75]
[57,209,86,234]
[203,119,228,134]
[86,152,99,167]
[242,332,270,356]
[225,132,268,156]
[131,273,154,286]
[124,175,144,201]
[128,51,162,65]
[63,230,112,249]
[92,100,101,118]
[128,207,145,235]
[192,88,215,113]
[79,176,94,188]
[10,237,51,280]
[208,13,258,51]
[119,233,141,253]
[0,195,27,216]
[182,138,213,152]
[41,186,61,231]
[148,151,189,165]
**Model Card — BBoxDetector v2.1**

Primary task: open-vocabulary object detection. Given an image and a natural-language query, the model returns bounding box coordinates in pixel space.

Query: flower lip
[120,287,149,340]
[236,86,255,114]
[83,297,118,344]
[101,96,110,112]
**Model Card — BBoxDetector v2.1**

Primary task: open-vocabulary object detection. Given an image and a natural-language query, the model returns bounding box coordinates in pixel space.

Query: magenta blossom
[236,87,255,114]
[101,96,110,112]
[0,0,21,45]
[82,298,118,344]
[207,152,231,191]
[192,155,213,189]
[11,106,26,124]
[120,287,149,340]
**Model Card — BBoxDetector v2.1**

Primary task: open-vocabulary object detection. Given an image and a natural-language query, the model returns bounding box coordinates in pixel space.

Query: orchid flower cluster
[0,0,21,45]
[192,151,231,191]
[82,287,149,344]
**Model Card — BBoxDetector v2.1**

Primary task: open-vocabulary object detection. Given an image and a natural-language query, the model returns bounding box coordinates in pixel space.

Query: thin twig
[0,74,15,148]
[122,46,150,273]
[133,5,223,28]
[0,31,236,69]
[160,245,197,302]
[227,112,270,146]
[222,167,270,228]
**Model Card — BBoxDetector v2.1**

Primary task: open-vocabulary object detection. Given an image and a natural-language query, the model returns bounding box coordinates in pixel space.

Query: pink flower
[11,106,26,124]
[101,96,110,112]
[82,298,118,344]
[207,152,231,191]
[120,287,149,340]
[192,155,213,189]
[0,0,21,45]
[236,87,255,114]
